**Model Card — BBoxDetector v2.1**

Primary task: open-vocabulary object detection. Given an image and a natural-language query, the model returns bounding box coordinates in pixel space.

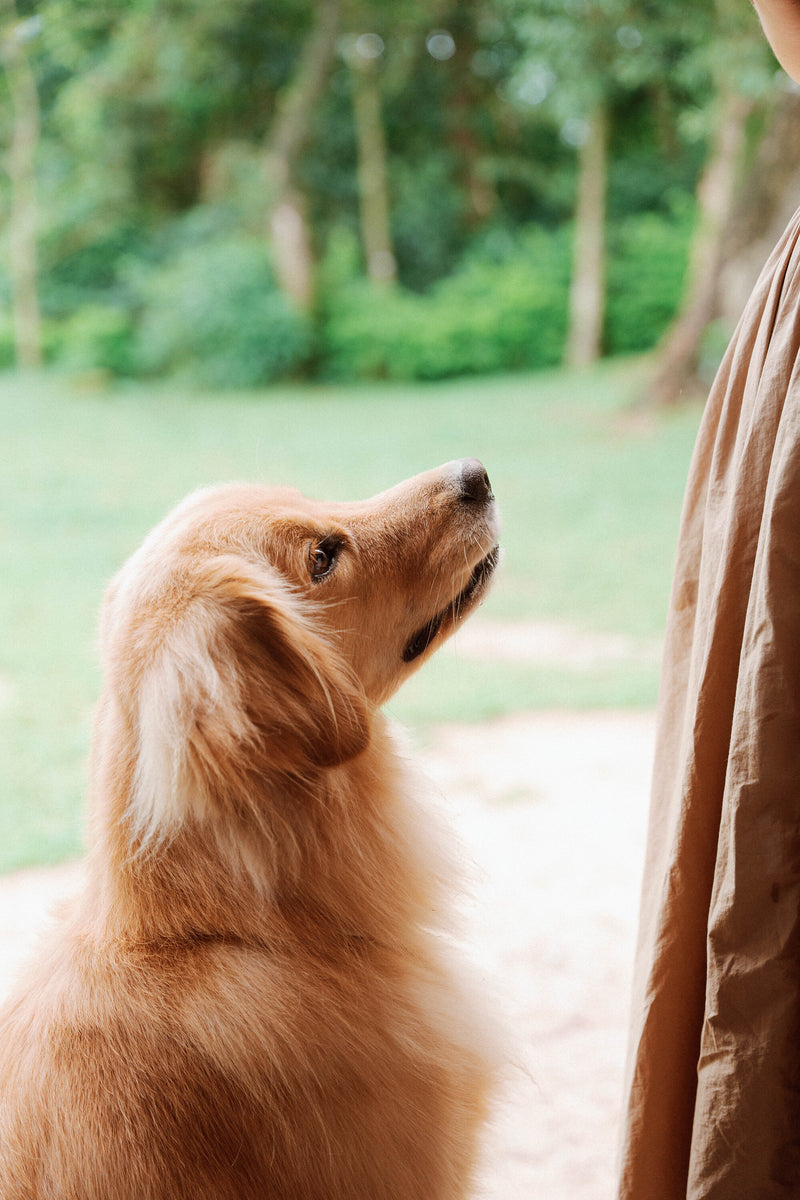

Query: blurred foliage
[605,205,694,355]
[126,214,313,386]
[0,0,778,385]
[0,362,700,868]
[319,206,690,381]
[319,224,571,379]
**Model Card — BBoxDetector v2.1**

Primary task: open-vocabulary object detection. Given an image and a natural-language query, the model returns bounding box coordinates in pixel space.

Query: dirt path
[0,709,654,1200]
[420,710,654,1199]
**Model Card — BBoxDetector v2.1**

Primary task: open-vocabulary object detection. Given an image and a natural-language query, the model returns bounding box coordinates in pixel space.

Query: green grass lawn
[0,358,701,870]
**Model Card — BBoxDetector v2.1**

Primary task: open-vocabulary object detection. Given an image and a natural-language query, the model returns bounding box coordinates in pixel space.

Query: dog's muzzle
[403,460,499,664]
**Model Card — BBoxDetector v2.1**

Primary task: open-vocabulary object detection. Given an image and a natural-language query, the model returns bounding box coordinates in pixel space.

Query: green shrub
[50,305,135,375]
[0,314,15,369]
[319,210,689,383]
[129,233,313,388]
[604,209,693,354]
[38,226,146,321]
[319,224,571,381]
[2,207,691,385]
[390,156,467,293]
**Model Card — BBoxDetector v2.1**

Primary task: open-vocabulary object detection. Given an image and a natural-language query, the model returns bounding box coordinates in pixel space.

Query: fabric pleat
[618,208,800,1199]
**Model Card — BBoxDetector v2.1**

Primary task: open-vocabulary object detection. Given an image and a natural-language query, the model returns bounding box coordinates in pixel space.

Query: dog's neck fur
[78,711,452,959]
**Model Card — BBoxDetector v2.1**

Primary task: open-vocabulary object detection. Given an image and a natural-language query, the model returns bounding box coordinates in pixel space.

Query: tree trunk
[350,44,396,286]
[564,100,608,368]
[1,10,42,369]
[718,87,800,324]
[647,87,754,407]
[447,13,496,225]
[263,0,341,310]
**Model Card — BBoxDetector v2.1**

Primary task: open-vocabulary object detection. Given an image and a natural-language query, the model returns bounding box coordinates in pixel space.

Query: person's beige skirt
[618,207,800,1199]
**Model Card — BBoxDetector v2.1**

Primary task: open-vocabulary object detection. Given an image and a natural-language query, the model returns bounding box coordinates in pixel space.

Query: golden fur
[0,459,500,1199]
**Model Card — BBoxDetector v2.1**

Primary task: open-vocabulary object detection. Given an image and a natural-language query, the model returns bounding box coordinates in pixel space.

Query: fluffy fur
[0,459,501,1200]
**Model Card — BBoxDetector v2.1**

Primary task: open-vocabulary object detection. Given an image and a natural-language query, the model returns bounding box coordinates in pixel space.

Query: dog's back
[0,733,493,1200]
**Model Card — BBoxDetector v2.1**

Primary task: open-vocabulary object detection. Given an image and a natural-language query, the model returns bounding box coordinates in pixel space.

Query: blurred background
[2,0,797,395]
[2,0,797,867]
[1,3,798,1191]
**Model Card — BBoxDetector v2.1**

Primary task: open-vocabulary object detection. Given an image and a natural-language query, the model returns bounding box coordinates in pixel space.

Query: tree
[564,96,608,366]
[647,85,754,406]
[506,0,695,368]
[336,0,470,290]
[718,85,800,327]
[1,2,42,368]
[263,0,341,309]
[0,0,754,386]
[647,0,775,406]
[342,30,396,286]
[39,0,343,310]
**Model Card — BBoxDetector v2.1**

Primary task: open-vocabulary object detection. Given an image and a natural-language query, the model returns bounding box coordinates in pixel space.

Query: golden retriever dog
[0,459,500,1200]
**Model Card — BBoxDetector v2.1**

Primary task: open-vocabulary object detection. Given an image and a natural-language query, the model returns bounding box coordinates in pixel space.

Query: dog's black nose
[459,458,494,504]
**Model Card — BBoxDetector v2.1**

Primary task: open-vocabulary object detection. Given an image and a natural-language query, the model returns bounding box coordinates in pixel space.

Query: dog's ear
[128,554,369,845]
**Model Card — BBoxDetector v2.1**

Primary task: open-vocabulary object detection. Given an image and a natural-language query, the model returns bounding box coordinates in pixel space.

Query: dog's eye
[309,537,339,581]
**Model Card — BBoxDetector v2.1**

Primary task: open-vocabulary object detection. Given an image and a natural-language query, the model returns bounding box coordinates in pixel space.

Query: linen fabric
[618,207,800,1198]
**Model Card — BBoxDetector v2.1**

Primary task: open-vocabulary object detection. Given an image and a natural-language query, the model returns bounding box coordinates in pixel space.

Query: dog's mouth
[402,545,500,664]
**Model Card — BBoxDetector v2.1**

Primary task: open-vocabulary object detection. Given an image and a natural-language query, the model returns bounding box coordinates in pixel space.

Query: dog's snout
[459,458,494,504]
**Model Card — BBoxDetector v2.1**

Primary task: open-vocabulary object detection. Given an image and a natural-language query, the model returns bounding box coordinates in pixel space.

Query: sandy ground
[0,706,655,1200]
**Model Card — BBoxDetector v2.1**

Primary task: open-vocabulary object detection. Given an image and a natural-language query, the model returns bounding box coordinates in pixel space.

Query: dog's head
[97,460,499,848]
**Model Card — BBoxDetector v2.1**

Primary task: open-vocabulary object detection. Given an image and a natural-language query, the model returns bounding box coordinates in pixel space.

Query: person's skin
[752,0,800,83]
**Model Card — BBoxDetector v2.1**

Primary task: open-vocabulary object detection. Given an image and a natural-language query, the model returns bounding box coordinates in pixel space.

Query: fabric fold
[618,209,800,1199]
